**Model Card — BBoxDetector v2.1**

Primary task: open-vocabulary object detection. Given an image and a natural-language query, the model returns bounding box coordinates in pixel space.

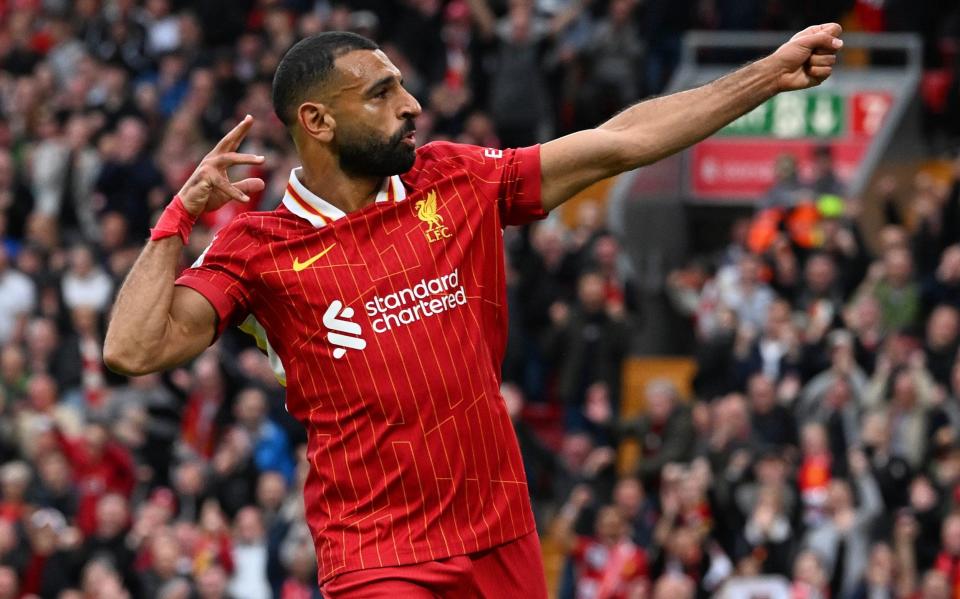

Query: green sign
[720,92,844,139]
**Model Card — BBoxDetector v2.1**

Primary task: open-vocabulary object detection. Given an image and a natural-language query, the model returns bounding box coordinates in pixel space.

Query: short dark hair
[272,32,379,127]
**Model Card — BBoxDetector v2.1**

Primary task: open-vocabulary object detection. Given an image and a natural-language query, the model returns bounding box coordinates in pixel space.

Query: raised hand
[177,115,267,216]
[767,23,843,92]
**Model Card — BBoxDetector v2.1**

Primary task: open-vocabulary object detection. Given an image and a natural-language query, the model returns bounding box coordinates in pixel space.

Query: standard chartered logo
[366,269,466,333]
[325,270,467,359]
[323,300,366,359]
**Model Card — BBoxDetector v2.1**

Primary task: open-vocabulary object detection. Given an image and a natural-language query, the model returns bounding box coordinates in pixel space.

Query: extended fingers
[211,114,255,154]
[209,152,266,168]
[211,176,250,202]
[233,177,266,195]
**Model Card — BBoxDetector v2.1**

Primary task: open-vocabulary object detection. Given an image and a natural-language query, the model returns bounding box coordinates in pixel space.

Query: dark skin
[104,25,843,375]
[293,50,422,214]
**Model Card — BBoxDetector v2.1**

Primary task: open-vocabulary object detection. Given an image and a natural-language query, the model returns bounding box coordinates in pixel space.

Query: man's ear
[297,101,335,143]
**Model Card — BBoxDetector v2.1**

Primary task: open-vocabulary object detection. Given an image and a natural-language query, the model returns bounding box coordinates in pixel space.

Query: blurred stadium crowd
[0,0,959,598]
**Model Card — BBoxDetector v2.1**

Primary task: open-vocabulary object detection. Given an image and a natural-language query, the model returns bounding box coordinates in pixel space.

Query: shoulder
[406,142,518,188]
[413,141,511,170]
[213,208,306,243]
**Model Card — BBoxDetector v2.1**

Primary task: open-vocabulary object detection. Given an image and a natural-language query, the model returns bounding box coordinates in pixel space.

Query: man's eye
[375,89,389,99]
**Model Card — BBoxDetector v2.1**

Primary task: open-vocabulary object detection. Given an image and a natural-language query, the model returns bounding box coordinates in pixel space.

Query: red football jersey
[175,142,545,582]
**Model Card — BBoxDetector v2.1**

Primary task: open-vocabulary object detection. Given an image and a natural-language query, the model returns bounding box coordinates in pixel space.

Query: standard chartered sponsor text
[366,269,467,333]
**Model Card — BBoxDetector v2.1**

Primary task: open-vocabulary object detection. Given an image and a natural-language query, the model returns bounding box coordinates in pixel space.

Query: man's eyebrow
[364,74,402,95]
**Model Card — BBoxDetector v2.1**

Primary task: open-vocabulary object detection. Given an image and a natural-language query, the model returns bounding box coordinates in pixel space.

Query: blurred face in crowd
[0,346,24,384]
[577,272,606,313]
[150,532,180,577]
[69,245,95,277]
[755,454,787,484]
[84,422,109,456]
[879,225,908,253]
[0,462,30,502]
[592,236,619,274]
[560,433,593,470]
[234,507,265,544]
[652,575,695,599]
[826,479,852,514]
[38,451,71,494]
[0,520,16,556]
[922,570,951,599]
[793,550,827,590]
[927,305,960,349]
[256,471,287,512]
[115,117,148,163]
[27,374,58,411]
[65,114,92,149]
[234,388,268,429]
[81,559,127,599]
[613,477,644,517]
[738,255,762,286]
[865,543,894,587]
[884,248,914,287]
[669,526,702,565]
[644,383,675,425]
[721,394,751,438]
[937,246,960,283]
[100,212,129,252]
[891,371,917,408]
[825,377,853,409]
[531,223,566,266]
[26,318,58,357]
[595,506,628,545]
[804,254,836,295]
[942,514,960,555]
[861,412,890,450]
[747,374,775,414]
[196,564,228,599]
[96,494,129,538]
[764,299,792,339]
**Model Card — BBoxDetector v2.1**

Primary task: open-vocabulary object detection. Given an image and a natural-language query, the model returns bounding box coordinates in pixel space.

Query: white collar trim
[282,168,406,228]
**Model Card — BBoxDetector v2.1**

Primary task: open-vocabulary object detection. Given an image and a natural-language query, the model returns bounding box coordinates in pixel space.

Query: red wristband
[150,196,198,245]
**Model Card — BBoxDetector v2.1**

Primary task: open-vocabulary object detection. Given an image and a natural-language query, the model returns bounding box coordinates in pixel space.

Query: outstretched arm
[104,116,265,376]
[539,23,844,211]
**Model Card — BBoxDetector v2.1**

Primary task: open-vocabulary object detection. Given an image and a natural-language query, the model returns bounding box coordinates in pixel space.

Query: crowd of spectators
[0,0,959,598]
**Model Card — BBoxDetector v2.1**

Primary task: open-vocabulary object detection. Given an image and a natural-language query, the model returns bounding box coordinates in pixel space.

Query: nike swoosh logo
[293,244,336,272]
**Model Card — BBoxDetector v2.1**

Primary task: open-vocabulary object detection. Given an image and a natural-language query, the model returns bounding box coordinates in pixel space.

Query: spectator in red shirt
[555,486,650,599]
[56,418,135,535]
[933,513,960,596]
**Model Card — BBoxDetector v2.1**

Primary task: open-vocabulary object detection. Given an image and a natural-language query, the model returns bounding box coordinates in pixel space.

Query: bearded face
[336,117,417,178]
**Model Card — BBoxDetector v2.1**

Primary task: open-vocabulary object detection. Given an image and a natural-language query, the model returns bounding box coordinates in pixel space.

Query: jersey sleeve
[175,217,256,340]
[412,142,547,227]
[496,145,546,226]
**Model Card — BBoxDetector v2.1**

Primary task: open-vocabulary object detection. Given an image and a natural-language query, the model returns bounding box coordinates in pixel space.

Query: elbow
[103,340,155,377]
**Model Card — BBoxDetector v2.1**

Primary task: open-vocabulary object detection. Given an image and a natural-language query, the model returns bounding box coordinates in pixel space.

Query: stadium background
[0,0,958,597]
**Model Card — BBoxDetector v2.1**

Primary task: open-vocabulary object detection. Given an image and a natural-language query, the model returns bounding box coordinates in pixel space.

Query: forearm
[600,59,779,169]
[104,238,197,375]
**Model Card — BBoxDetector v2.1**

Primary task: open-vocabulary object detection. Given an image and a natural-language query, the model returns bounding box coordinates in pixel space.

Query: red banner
[690,139,870,200]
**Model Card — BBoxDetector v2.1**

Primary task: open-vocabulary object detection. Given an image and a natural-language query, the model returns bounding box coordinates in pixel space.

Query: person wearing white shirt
[0,246,36,345]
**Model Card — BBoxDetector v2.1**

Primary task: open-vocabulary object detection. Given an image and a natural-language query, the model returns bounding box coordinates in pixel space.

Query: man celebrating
[105,26,843,597]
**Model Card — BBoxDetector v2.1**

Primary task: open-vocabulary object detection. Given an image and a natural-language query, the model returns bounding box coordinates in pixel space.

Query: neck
[299,160,382,214]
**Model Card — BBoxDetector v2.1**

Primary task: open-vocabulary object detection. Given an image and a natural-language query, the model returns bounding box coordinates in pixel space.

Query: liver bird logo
[415,190,444,231]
